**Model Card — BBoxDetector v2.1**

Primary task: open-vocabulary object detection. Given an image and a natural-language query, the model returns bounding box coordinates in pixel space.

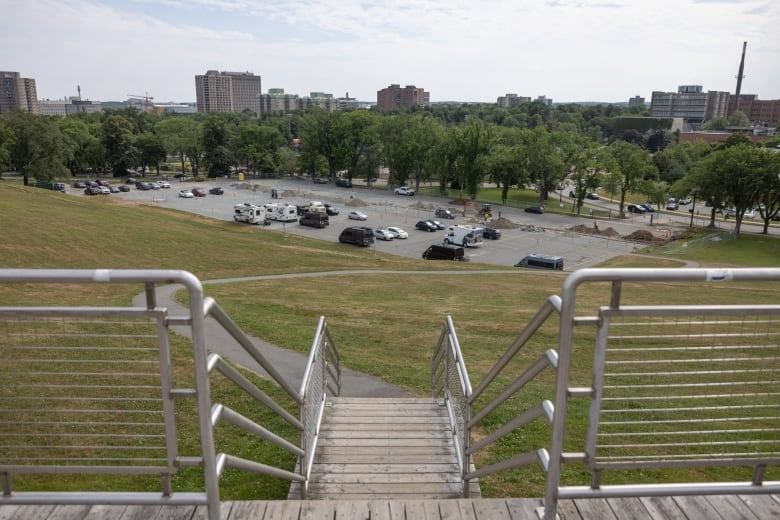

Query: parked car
[73,181,86,188]
[313,176,329,184]
[483,227,502,240]
[109,185,120,193]
[84,186,101,196]
[179,189,194,198]
[335,178,352,188]
[585,192,600,200]
[325,204,339,216]
[149,182,161,190]
[136,182,153,190]
[348,211,368,221]
[640,204,654,213]
[435,208,455,219]
[666,200,680,211]
[374,228,395,241]
[515,254,564,270]
[422,244,465,261]
[415,220,438,232]
[209,187,224,195]
[98,186,111,195]
[679,196,692,205]
[158,181,171,189]
[525,206,544,214]
[386,226,408,239]
[394,186,415,196]
[118,185,131,192]
[192,188,207,197]
[627,204,646,214]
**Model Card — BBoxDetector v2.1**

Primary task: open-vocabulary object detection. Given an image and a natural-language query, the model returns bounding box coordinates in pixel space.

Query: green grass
[1,183,779,499]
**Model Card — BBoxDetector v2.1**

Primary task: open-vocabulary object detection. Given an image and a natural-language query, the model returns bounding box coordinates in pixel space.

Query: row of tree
[1,103,779,235]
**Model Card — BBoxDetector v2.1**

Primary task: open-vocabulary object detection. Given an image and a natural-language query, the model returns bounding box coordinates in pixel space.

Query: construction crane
[127,93,154,112]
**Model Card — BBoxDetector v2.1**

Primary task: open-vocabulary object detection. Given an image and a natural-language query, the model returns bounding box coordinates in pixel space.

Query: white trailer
[234,203,269,225]
[444,224,484,247]
[263,203,298,222]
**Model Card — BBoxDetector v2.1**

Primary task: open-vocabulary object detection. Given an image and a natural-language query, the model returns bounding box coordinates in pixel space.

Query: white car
[98,186,110,195]
[386,226,408,239]
[374,228,394,241]
[348,211,368,221]
[158,181,171,189]
[394,186,415,196]
[179,189,194,198]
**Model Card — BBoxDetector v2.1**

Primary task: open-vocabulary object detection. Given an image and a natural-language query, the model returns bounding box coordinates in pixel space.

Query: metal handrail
[0,269,341,519]
[297,316,342,497]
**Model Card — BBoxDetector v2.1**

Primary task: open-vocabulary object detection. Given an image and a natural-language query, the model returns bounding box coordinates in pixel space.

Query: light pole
[287,113,293,143]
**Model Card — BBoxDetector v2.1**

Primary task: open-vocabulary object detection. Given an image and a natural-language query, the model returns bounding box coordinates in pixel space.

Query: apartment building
[376,84,429,111]
[0,71,39,115]
[258,88,300,115]
[195,70,262,114]
[497,93,531,107]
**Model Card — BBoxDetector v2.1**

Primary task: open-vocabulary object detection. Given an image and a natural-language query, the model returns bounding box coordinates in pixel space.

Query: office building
[39,96,102,116]
[195,70,262,114]
[728,95,780,125]
[258,88,300,115]
[376,84,429,111]
[628,96,645,107]
[650,85,729,123]
[301,92,337,112]
[0,71,39,115]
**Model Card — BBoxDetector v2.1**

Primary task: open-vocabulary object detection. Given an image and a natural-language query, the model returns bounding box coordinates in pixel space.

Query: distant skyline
[2,0,779,104]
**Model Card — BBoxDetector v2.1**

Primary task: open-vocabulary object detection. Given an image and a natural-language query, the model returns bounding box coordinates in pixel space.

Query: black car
[585,192,600,200]
[209,187,224,195]
[84,186,101,196]
[118,185,131,192]
[525,206,544,214]
[422,244,465,261]
[73,181,86,188]
[483,227,502,240]
[335,178,352,188]
[325,204,339,216]
[627,204,646,214]
[415,220,438,232]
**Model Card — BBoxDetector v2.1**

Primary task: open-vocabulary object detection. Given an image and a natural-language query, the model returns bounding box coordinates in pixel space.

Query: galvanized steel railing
[0,269,340,520]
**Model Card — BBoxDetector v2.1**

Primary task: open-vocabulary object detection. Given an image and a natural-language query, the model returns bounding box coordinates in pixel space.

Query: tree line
[1,102,779,234]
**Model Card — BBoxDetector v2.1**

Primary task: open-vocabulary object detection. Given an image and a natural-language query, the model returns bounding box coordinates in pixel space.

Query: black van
[422,244,465,261]
[299,212,329,228]
[514,254,564,270]
[339,226,374,247]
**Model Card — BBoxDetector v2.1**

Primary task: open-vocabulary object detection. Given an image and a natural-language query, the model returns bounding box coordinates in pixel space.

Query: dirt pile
[489,217,519,229]
[569,224,620,237]
[624,230,664,242]
[345,198,368,207]
[410,201,437,210]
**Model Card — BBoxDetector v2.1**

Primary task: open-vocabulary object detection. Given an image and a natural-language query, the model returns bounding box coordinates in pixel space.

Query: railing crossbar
[211,405,303,459]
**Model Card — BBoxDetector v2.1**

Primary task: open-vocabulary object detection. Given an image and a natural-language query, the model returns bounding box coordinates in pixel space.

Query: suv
[435,208,455,219]
[339,226,374,247]
[422,244,465,261]
[483,227,501,240]
[299,212,329,229]
[394,186,415,196]
[335,178,352,188]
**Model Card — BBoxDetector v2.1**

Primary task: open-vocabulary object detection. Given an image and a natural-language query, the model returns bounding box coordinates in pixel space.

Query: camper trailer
[263,203,298,222]
[234,203,270,225]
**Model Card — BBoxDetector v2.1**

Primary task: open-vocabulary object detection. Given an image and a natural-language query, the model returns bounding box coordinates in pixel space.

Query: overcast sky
[2,0,778,104]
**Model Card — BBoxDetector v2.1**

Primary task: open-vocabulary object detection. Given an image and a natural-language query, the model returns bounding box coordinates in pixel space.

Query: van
[514,254,564,270]
[299,212,329,228]
[339,226,374,247]
[422,244,465,261]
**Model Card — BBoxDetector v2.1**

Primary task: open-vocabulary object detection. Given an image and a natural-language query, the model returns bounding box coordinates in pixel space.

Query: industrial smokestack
[735,41,747,111]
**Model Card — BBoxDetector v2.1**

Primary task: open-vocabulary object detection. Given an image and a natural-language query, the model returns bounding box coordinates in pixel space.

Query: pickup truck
[394,186,415,196]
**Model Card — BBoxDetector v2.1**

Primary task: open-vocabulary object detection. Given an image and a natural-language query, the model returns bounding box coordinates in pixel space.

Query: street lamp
[689,189,699,229]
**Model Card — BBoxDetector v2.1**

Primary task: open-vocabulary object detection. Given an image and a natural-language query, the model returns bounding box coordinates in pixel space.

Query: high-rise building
[301,92,337,112]
[650,85,729,123]
[497,93,531,107]
[0,71,39,115]
[376,84,429,111]
[628,96,645,107]
[195,70,262,114]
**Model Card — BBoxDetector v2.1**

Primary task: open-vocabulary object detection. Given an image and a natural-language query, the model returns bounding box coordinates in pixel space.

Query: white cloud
[1,0,778,103]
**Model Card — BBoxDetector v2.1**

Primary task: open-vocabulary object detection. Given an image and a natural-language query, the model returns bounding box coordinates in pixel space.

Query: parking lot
[83,177,662,271]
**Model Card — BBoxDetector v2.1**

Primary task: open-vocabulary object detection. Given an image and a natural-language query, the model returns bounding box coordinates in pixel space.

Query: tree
[336,110,378,181]
[134,132,167,176]
[201,114,231,178]
[558,134,611,214]
[523,128,565,205]
[55,117,98,175]
[753,150,780,233]
[156,116,202,177]
[378,114,418,188]
[607,140,657,217]
[301,109,347,178]
[452,118,493,199]
[101,114,136,177]
[3,111,69,184]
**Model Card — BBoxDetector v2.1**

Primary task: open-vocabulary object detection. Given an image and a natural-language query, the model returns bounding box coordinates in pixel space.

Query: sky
[2,0,779,105]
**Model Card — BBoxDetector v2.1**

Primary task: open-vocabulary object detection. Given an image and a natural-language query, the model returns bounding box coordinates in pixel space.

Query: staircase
[290,397,478,500]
